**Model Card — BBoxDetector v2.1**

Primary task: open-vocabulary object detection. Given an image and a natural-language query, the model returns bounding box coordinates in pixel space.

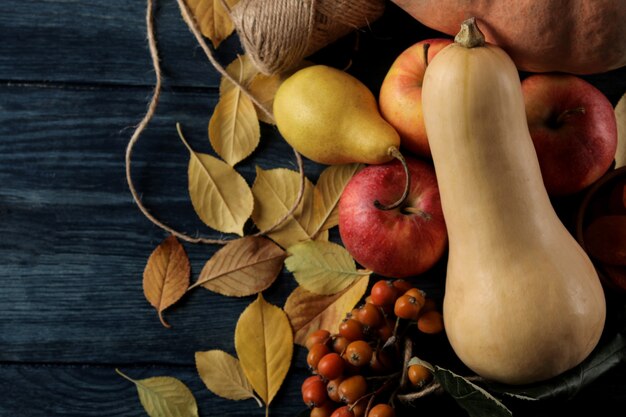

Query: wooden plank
[0,363,624,416]
[0,0,234,87]
[2,0,625,100]
[0,82,330,364]
[0,0,441,89]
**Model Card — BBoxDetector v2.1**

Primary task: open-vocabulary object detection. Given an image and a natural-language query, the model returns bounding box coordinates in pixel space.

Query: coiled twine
[230,0,386,75]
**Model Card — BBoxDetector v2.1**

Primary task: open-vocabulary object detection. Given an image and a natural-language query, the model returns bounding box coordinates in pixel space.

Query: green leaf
[285,240,370,295]
[117,369,199,417]
[434,366,512,417]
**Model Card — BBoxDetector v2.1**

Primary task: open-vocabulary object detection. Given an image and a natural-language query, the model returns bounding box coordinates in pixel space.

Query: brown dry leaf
[311,163,364,237]
[195,350,259,404]
[284,275,370,346]
[285,240,371,295]
[189,236,286,296]
[251,167,328,249]
[143,235,190,328]
[179,126,253,236]
[184,0,239,49]
[235,294,293,412]
[615,93,626,168]
[209,83,260,166]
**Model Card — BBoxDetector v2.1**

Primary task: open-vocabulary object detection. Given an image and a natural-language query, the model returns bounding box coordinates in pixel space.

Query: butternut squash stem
[374,146,410,211]
[454,17,485,48]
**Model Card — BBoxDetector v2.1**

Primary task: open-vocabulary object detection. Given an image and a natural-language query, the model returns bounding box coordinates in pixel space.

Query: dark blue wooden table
[1,1,625,416]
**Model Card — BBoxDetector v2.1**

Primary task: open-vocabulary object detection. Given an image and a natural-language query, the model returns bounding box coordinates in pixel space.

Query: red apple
[522,74,618,196]
[379,38,453,157]
[338,157,447,278]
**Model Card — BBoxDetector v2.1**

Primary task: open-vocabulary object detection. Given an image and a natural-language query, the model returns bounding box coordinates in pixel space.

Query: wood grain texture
[0,0,233,87]
[1,0,626,416]
[0,363,624,417]
[0,83,324,364]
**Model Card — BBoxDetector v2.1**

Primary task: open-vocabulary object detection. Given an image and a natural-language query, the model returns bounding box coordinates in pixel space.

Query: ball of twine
[230,0,386,75]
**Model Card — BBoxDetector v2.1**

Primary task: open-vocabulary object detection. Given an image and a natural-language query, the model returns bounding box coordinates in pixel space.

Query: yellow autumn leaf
[117,369,199,417]
[251,167,328,249]
[143,235,190,328]
[184,0,239,48]
[209,85,260,166]
[220,54,281,125]
[252,167,328,248]
[235,294,293,409]
[284,276,370,346]
[285,240,371,295]
[220,55,260,96]
[195,350,259,404]
[311,163,364,237]
[178,125,253,236]
[248,72,282,125]
[189,236,286,296]
[615,93,626,168]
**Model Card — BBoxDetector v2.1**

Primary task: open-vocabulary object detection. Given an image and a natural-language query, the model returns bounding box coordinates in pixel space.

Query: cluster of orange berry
[301,279,444,417]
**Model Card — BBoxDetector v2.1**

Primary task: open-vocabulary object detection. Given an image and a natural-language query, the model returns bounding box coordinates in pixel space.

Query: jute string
[230,0,385,75]
[125,0,305,245]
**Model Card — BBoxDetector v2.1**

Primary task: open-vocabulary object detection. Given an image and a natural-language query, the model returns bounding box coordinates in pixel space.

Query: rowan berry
[392,279,413,294]
[394,294,422,320]
[330,405,354,417]
[405,288,426,307]
[302,376,327,408]
[326,377,344,402]
[307,343,330,371]
[338,375,367,404]
[368,403,395,417]
[338,318,364,341]
[310,402,335,417]
[332,335,350,354]
[370,280,399,306]
[408,363,432,387]
[306,329,331,350]
[369,349,394,374]
[317,352,345,381]
[355,303,383,328]
[343,340,373,367]
[417,310,444,334]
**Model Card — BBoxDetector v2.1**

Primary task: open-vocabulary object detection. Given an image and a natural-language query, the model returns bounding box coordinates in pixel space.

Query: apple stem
[402,206,432,220]
[423,43,431,67]
[374,146,411,211]
[556,106,586,125]
[454,17,485,48]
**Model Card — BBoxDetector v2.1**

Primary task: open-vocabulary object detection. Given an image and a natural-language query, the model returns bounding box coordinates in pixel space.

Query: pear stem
[454,17,485,48]
[374,147,411,211]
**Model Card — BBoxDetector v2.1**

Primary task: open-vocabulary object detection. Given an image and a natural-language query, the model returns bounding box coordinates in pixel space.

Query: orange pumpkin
[392,0,626,74]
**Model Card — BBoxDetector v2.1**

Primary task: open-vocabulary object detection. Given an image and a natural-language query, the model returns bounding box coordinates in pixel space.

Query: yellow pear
[273,65,400,165]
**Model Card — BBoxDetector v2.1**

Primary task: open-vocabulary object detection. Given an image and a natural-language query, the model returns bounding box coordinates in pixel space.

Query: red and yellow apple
[338,157,447,278]
[522,74,618,196]
[379,38,452,157]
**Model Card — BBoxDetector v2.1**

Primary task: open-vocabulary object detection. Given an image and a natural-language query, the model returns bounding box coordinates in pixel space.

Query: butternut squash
[421,18,606,385]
